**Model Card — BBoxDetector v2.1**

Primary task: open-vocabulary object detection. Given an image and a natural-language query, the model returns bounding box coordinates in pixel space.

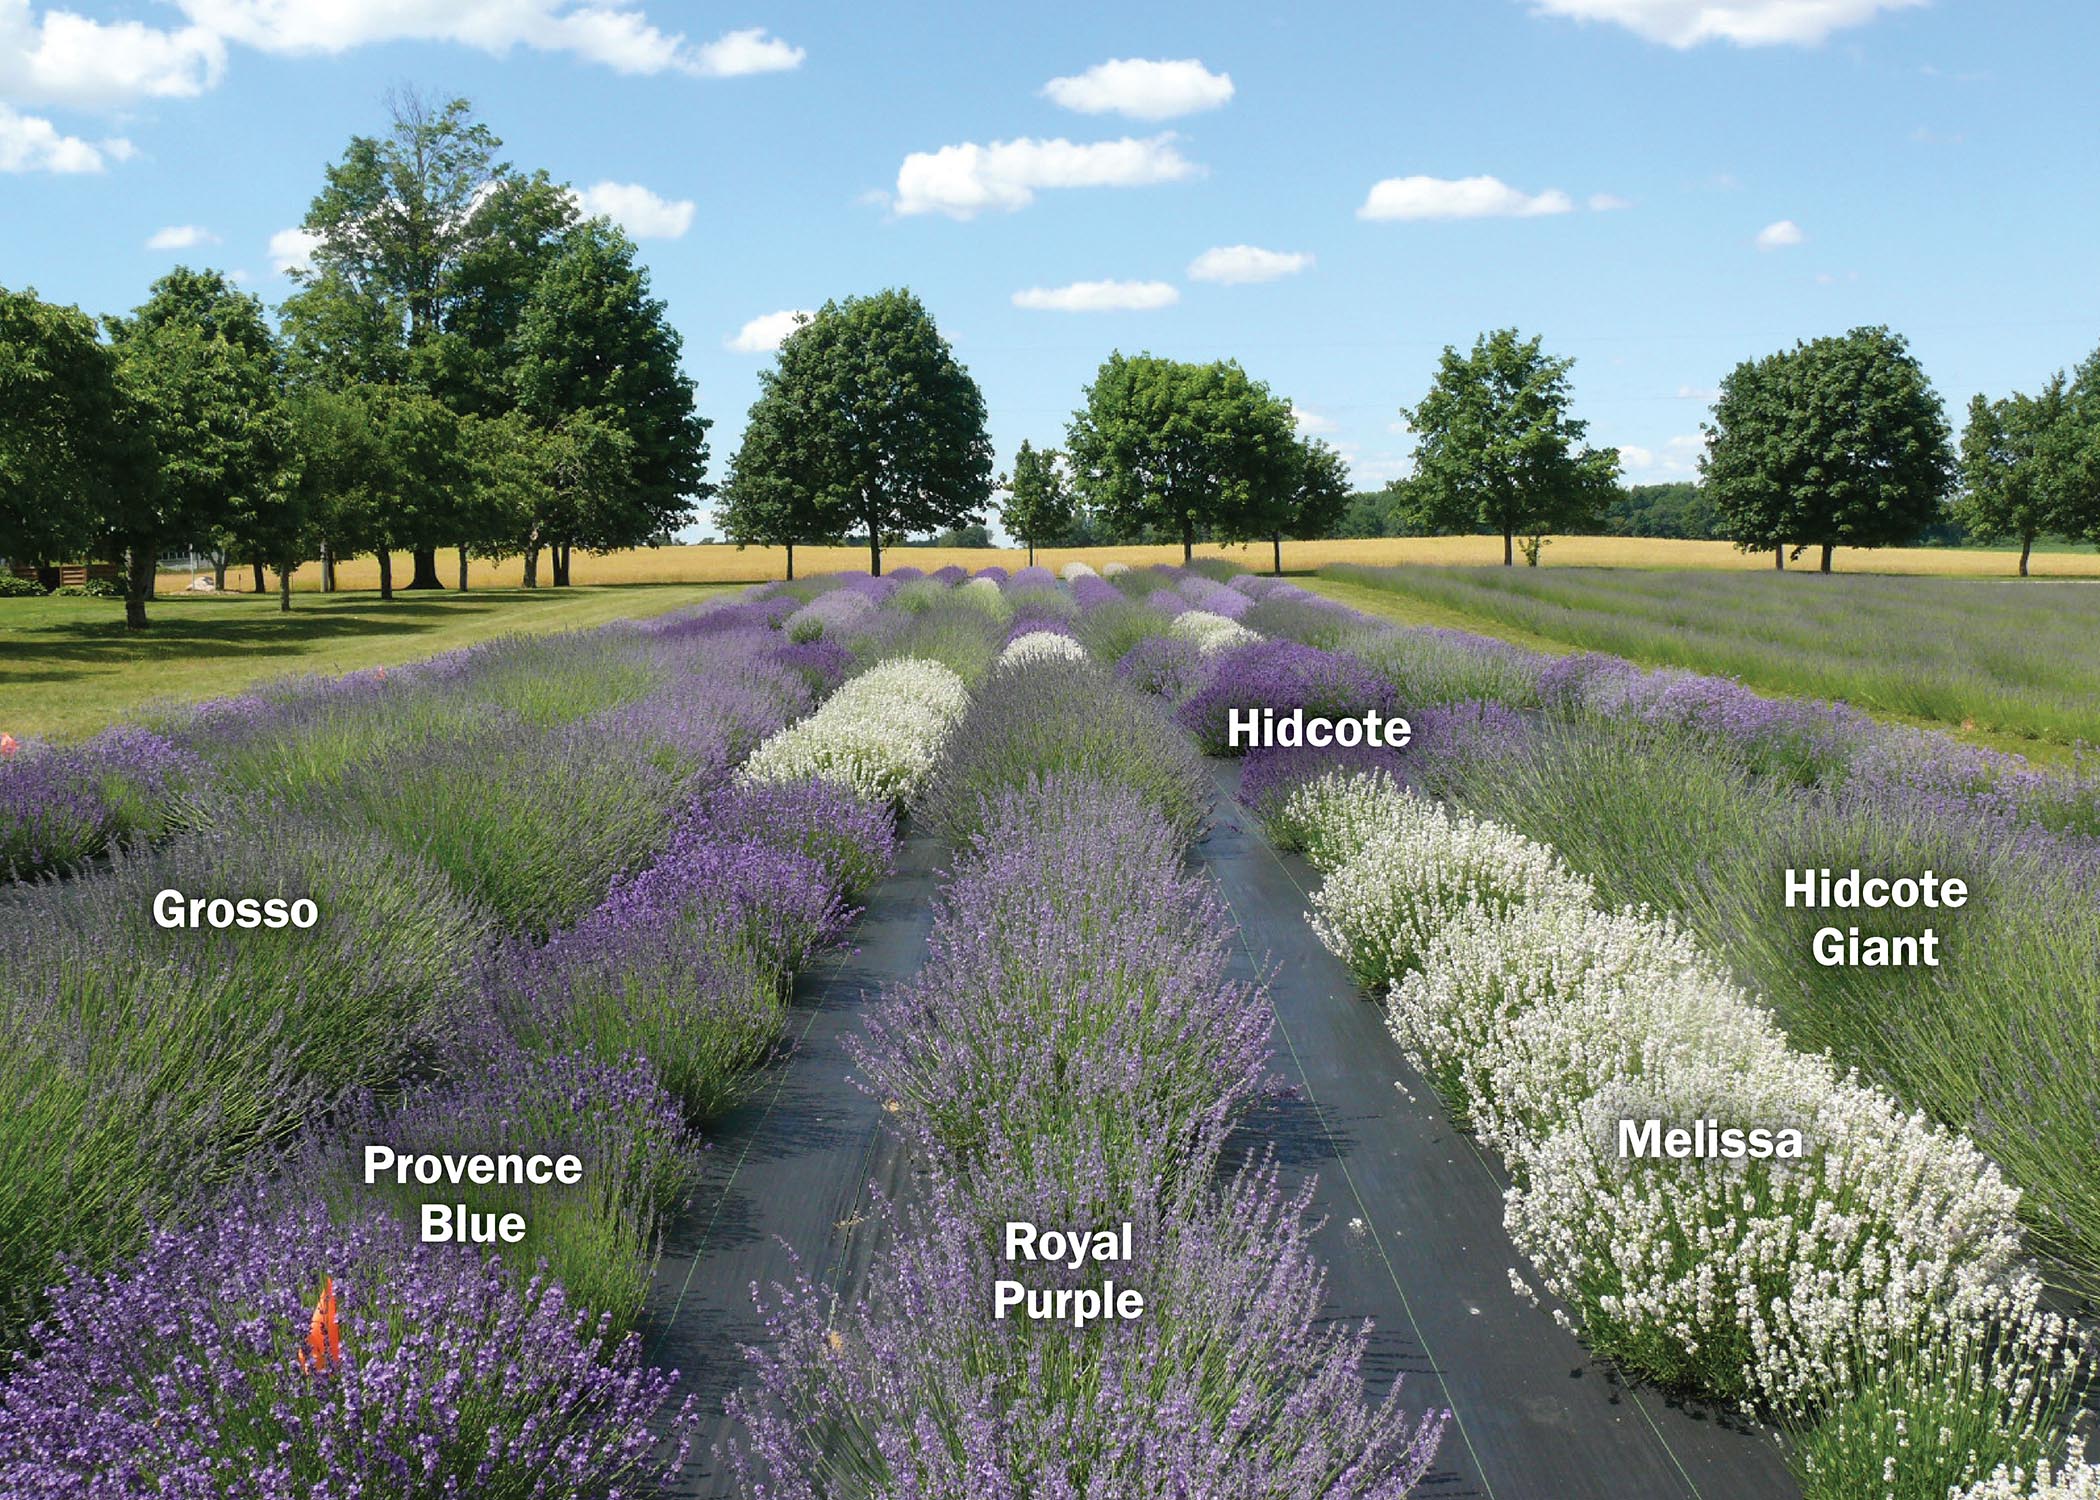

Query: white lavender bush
[740,658,969,805]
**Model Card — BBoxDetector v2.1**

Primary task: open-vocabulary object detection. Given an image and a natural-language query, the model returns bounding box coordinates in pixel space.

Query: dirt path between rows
[1198,763,1801,1500]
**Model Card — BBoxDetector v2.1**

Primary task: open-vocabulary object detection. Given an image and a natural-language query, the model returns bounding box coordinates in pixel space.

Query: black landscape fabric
[644,831,940,1497]
[1199,762,1800,1500]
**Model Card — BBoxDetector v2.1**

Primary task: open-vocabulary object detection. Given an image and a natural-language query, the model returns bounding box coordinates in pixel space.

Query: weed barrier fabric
[642,830,942,1498]
[1199,763,1801,1500]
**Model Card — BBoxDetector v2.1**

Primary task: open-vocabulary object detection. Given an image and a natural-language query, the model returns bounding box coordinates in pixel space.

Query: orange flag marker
[299,1276,342,1374]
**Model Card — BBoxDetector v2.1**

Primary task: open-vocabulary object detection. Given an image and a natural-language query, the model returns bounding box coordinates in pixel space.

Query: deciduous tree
[1705,327,1952,573]
[996,440,1073,566]
[1066,354,1297,563]
[0,286,128,576]
[1400,329,1619,566]
[729,289,989,577]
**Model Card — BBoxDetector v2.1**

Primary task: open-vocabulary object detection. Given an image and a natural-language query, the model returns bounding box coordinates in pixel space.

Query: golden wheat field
[157,535,2100,597]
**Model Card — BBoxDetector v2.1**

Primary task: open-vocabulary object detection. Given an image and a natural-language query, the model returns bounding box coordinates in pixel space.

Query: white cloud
[726,308,810,352]
[1588,192,1632,211]
[690,25,803,76]
[0,101,114,171]
[1755,217,1804,250]
[1527,0,1924,48]
[894,133,1199,218]
[1675,383,1720,400]
[268,226,319,274]
[146,223,221,250]
[0,2,226,108]
[1619,433,1706,478]
[1042,57,1233,120]
[1012,279,1180,312]
[571,180,694,238]
[1187,244,1313,284]
[1359,174,1575,221]
[1290,404,1337,434]
[169,2,797,78]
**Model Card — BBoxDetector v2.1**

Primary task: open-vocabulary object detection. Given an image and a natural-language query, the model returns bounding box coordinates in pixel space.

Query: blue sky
[5,0,2098,536]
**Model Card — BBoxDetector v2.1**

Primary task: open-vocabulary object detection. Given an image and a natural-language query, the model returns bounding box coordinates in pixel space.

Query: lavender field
[1,561,2094,1499]
[1324,563,2100,747]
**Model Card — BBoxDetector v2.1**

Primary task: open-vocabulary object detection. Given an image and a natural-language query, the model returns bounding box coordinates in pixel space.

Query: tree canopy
[0,286,133,573]
[728,289,990,577]
[1065,354,1298,562]
[1705,326,1952,572]
[996,440,1074,565]
[1398,329,1620,566]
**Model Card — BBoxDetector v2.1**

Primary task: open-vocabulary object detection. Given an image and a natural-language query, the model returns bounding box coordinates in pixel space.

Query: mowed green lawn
[1,584,734,741]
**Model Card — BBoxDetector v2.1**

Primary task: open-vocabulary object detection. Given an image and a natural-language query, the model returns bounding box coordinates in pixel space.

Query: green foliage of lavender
[1325,563,2100,746]
[0,822,484,1337]
[917,657,1211,847]
[306,715,687,939]
[1073,595,1171,663]
[1790,1312,2096,1500]
[297,1049,702,1336]
[1448,714,2100,1297]
[851,604,999,684]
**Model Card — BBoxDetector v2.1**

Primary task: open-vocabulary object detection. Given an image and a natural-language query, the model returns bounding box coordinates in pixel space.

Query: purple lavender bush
[725,1157,1446,1498]
[0,728,208,881]
[1241,591,1361,650]
[0,818,487,1335]
[0,1194,699,1498]
[856,777,1263,1209]
[696,775,898,900]
[499,827,850,1122]
[1114,635,1206,702]
[916,657,1211,847]
[1177,639,1400,756]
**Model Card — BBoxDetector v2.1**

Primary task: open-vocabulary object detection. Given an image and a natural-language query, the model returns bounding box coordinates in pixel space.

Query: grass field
[159,533,2100,597]
[1,583,730,740]
[16,530,2098,744]
[1323,563,2100,749]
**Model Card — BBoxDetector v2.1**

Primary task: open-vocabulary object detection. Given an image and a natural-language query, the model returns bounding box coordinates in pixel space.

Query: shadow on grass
[0,586,699,687]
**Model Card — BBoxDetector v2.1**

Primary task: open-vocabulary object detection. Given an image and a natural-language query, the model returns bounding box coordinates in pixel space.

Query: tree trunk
[378,549,394,601]
[458,546,469,592]
[784,542,795,581]
[124,541,153,630]
[251,558,266,593]
[406,546,443,589]
[212,556,227,591]
[1272,533,1283,576]
[867,520,882,578]
[1819,543,1834,574]
[1026,537,1035,567]
[2019,535,2033,577]
[522,537,539,589]
[552,544,572,587]
[278,561,292,613]
[320,542,335,593]
[1181,513,1195,565]
[1774,546,1785,571]
[1503,527,1515,567]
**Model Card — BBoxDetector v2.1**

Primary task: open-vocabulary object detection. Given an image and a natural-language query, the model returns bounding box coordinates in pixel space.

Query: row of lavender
[722,596,1448,1495]
[1063,554,2100,1295]
[0,587,974,1494]
[1056,559,2096,1500]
